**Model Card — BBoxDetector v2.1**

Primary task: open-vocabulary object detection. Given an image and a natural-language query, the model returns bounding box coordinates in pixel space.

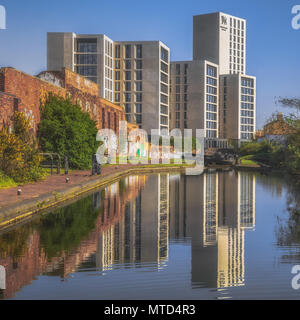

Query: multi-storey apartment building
[47,33,170,133]
[113,41,170,133]
[193,12,246,75]
[170,12,256,142]
[47,33,114,102]
[219,74,256,140]
[170,60,219,138]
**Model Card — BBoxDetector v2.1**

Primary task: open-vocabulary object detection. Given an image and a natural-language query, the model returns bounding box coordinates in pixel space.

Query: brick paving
[0,164,134,210]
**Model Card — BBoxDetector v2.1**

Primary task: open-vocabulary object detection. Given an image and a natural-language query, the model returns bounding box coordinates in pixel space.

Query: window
[160,115,168,125]
[176,103,180,111]
[125,71,131,80]
[136,71,142,80]
[126,114,131,122]
[136,93,142,102]
[161,94,168,104]
[207,95,217,103]
[161,47,169,63]
[108,112,111,128]
[76,54,97,65]
[207,104,217,112]
[114,113,117,130]
[207,65,217,77]
[115,82,120,91]
[161,73,168,84]
[77,39,97,53]
[207,86,217,94]
[136,104,142,113]
[161,83,168,94]
[207,77,217,86]
[184,64,188,75]
[125,45,131,58]
[125,82,131,91]
[125,104,131,113]
[161,105,168,115]
[206,112,217,121]
[125,60,131,70]
[136,60,143,69]
[115,60,120,69]
[124,93,131,102]
[135,82,142,91]
[102,109,105,128]
[176,64,180,75]
[115,93,120,102]
[76,66,97,76]
[115,45,120,58]
[136,44,142,58]
[115,71,120,81]
[161,62,168,73]
[207,130,217,138]
[136,114,142,124]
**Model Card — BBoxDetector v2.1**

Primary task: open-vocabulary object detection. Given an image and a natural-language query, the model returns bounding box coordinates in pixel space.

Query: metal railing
[39,153,61,175]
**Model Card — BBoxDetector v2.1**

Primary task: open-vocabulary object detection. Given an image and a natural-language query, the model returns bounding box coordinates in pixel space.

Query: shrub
[0,111,42,183]
[38,94,99,169]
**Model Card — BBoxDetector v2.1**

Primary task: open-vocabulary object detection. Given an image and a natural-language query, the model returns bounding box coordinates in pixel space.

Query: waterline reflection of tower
[216,171,256,288]
[98,174,170,271]
[185,171,255,289]
[203,173,218,246]
[158,174,169,262]
[239,172,256,229]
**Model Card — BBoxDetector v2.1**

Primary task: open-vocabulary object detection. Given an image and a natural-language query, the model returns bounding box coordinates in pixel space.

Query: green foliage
[0,224,32,259]
[0,111,43,183]
[169,136,200,151]
[37,194,102,259]
[0,170,17,189]
[38,94,99,169]
[238,140,285,168]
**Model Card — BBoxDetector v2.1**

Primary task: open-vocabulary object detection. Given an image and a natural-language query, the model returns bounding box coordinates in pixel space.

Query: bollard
[66,178,70,183]
[97,162,101,175]
[17,188,22,196]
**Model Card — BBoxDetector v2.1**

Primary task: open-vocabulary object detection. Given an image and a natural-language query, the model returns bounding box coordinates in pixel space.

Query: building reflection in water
[0,171,255,299]
[171,171,256,289]
[98,174,170,270]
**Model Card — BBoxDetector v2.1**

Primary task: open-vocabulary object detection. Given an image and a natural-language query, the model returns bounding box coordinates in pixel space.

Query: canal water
[1,171,300,300]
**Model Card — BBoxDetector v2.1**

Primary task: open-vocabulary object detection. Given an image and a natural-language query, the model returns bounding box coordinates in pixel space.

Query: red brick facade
[0,67,126,134]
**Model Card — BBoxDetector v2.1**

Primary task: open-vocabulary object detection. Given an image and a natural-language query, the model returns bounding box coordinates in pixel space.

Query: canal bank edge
[0,165,191,230]
[0,163,268,231]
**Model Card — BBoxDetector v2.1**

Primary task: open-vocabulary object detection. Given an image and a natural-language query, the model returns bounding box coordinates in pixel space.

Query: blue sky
[0,0,299,128]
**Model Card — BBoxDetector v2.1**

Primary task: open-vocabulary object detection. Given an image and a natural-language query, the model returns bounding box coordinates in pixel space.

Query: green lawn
[239,155,260,166]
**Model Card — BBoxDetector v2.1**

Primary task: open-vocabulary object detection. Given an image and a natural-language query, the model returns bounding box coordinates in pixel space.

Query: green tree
[38,94,99,169]
[277,97,300,172]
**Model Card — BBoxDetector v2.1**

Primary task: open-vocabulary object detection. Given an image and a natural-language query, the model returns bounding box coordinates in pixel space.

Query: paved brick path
[0,165,134,210]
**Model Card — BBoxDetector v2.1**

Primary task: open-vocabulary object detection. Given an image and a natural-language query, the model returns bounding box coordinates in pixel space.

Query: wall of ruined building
[0,67,125,134]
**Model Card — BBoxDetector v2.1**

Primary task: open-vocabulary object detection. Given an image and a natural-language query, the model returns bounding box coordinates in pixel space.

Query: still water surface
[1,171,300,300]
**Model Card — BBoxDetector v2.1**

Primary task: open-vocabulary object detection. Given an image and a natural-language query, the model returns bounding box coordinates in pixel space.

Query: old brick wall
[0,92,16,130]
[0,67,125,134]
[1,68,66,132]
